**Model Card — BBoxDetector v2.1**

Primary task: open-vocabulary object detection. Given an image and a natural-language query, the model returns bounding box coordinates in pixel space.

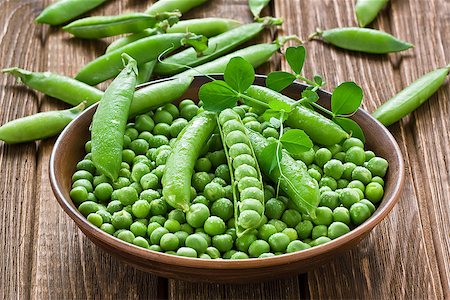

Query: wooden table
[1,0,449,298]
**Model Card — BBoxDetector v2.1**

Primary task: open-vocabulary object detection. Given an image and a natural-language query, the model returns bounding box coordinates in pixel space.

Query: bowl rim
[50,74,405,270]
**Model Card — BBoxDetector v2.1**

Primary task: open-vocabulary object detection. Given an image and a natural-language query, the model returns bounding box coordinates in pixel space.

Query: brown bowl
[49,75,405,283]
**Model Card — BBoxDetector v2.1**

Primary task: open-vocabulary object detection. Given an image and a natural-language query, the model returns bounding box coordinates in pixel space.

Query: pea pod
[247,130,320,217]
[145,0,209,14]
[162,112,217,212]
[310,27,413,54]
[176,35,301,77]
[0,102,86,144]
[244,85,349,145]
[35,0,108,26]
[372,65,450,126]
[2,68,103,106]
[217,109,265,236]
[155,21,279,76]
[63,12,180,39]
[355,0,389,27]
[136,61,156,85]
[91,54,138,181]
[75,33,206,85]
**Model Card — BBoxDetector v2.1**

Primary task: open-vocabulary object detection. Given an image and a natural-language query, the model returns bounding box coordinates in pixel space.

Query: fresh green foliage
[199,81,239,112]
[333,117,366,142]
[260,142,281,173]
[286,46,306,75]
[224,57,255,93]
[280,129,313,155]
[265,71,296,92]
[248,0,271,18]
[331,82,363,116]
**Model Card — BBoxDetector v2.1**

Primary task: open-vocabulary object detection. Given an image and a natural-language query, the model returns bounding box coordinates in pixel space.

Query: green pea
[352,166,372,185]
[366,157,389,177]
[293,148,315,165]
[234,164,258,181]
[72,170,94,182]
[230,251,249,259]
[131,199,150,218]
[312,207,333,226]
[211,198,233,221]
[160,233,179,251]
[206,150,227,168]
[150,227,169,245]
[268,219,287,232]
[140,189,160,202]
[238,210,261,229]
[185,233,208,254]
[342,162,356,180]
[150,198,167,216]
[282,228,298,241]
[87,213,103,227]
[154,109,173,125]
[140,173,159,190]
[132,236,149,249]
[245,121,262,132]
[337,179,349,189]
[286,240,311,253]
[311,225,328,239]
[365,182,384,203]
[323,159,344,180]
[258,224,277,241]
[295,220,314,239]
[78,201,99,217]
[194,157,212,173]
[212,234,233,252]
[359,199,376,213]
[77,159,96,174]
[180,104,199,121]
[327,221,350,239]
[70,186,89,205]
[268,233,290,252]
[186,203,210,228]
[339,188,360,208]
[116,186,138,206]
[117,230,135,243]
[135,114,155,132]
[345,146,366,166]
[228,143,252,159]
[343,137,364,151]
[308,168,322,182]
[350,202,371,225]
[236,232,257,252]
[262,127,279,139]
[100,223,115,235]
[319,176,337,190]
[204,216,226,236]
[149,215,166,226]
[203,182,225,202]
[280,209,302,227]
[170,118,188,138]
[72,179,93,193]
[315,148,332,167]
[111,210,133,229]
[311,236,331,247]
[214,164,231,184]
[333,151,346,162]
[129,221,147,237]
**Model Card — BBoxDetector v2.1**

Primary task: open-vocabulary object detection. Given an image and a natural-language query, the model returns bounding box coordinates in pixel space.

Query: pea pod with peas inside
[145,0,209,14]
[91,54,138,181]
[63,12,181,39]
[35,0,108,26]
[355,0,389,27]
[0,101,86,144]
[218,109,265,236]
[162,111,217,212]
[247,130,320,218]
[244,85,349,145]
[309,27,413,54]
[372,64,450,126]
[75,33,208,85]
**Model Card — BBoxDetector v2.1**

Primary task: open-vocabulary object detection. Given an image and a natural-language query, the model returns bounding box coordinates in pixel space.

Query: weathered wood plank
[274,0,445,298]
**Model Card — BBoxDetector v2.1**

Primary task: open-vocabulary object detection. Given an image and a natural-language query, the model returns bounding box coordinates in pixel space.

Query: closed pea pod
[309,27,413,54]
[91,54,138,181]
[63,12,180,39]
[372,65,450,126]
[2,68,103,106]
[0,102,85,144]
[162,112,217,212]
[145,0,209,14]
[244,85,349,145]
[355,0,389,27]
[35,0,108,26]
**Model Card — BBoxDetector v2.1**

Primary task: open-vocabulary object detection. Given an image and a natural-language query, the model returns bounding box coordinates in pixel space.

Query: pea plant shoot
[248,0,272,20]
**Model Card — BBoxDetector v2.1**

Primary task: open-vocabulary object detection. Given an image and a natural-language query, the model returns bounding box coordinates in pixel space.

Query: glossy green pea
[355,0,389,27]
[35,0,108,26]
[373,65,450,126]
[0,102,85,144]
[310,27,413,54]
[245,85,349,145]
[63,12,179,39]
[76,33,204,85]
[145,0,208,15]
[162,112,217,211]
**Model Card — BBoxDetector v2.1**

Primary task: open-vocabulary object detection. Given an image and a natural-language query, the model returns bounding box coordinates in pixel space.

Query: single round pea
[100,223,115,235]
[132,236,149,249]
[153,123,171,137]
[93,183,113,202]
[257,224,277,241]
[130,139,149,155]
[192,195,209,207]
[312,207,333,226]
[149,135,169,148]
[111,210,133,229]
[238,210,261,229]
[315,148,332,167]
[76,159,96,174]
[212,234,233,252]
[174,231,189,246]
[87,213,103,227]
[230,251,249,259]
[179,99,195,110]
[371,176,385,187]
[167,209,186,224]
[228,143,252,159]
[286,240,311,253]
[70,186,89,205]
[279,209,301,227]
[72,170,94,182]
[333,207,351,225]
[149,227,169,244]
[360,199,376,213]
[211,198,233,221]
[162,103,179,118]
[206,150,227,168]
[185,233,208,254]
[163,219,181,233]
[78,201,99,217]
[176,247,197,258]
[203,216,226,236]
[323,159,344,180]
[106,200,122,214]
[160,233,179,251]
[352,166,372,185]
[268,219,287,232]
[180,223,193,234]
[365,182,384,203]
[262,127,279,139]
[233,105,247,118]
[116,187,138,206]
[203,182,225,202]
[319,176,337,190]
[311,236,331,246]
[259,253,275,258]
[311,225,328,239]
[169,118,188,138]
[129,221,147,237]
[282,228,298,241]
[117,230,135,243]
[205,246,221,259]
[337,179,349,189]
[350,202,371,225]
[295,220,314,239]
[222,119,245,135]
[180,104,199,120]
[186,203,210,228]
[235,232,257,252]
[140,189,160,202]
[135,114,155,132]
[366,157,389,177]
[213,164,230,184]
[327,221,350,239]
[268,233,290,252]
[150,198,167,216]
[96,209,111,223]
[193,157,212,173]
[345,146,366,166]
[140,173,159,190]
[225,130,248,148]
[240,199,264,215]
[307,168,321,182]
[339,188,360,208]
[347,180,365,193]
[72,179,93,193]
[153,109,173,125]
[149,244,162,252]
[192,172,212,192]
[319,191,340,210]
[342,162,357,180]
[343,137,364,151]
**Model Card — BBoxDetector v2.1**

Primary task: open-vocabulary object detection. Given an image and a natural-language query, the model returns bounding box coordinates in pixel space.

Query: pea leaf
[266,71,296,92]
[301,89,319,103]
[199,80,239,112]
[286,46,306,75]
[331,82,363,116]
[224,57,255,93]
[333,117,365,143]
[268,97,292,113]
[314,75,324,86]
[262,109,288,122]
[280,129,313,155]
[248,0,271,18]
[260,142,282,174]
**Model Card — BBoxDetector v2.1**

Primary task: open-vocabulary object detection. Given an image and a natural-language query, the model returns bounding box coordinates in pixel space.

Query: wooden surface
[0,0,448,299]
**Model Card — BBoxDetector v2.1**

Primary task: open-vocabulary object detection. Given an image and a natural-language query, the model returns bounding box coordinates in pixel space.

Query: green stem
[239,93,271,108]
[296,75,316,86]
[310,102,333,116]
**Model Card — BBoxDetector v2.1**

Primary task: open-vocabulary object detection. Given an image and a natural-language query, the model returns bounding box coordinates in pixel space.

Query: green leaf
[224,57,255,93]
[331,82,363,116]
[301,89,319,103]
[268,98,292,113]
[199,80,239,112]
[262,109,287,122]
[248,0,271,18]
[260,142,282,174]
[266,71,296,92]
[333,117,365,143]
[280,129,313,155]
[314,75,324,86]
[286,46,306,75]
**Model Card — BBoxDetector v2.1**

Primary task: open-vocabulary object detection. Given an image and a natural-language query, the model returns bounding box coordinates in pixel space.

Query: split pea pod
[63,12,180,39]
[244,85,349,145]
[310,27,413,54]
[355,0,389,27]
[91,54,138,181]
[75,33,206,85]
[176,36,301,77]
[2,68,103,106]
[0,102,86,144]
[155,21,278,76]
[217,109,265,236]
[372,64,450,126]
[247,130,320,217]
[145,0,209,14]
[35,0,108,26]
[106,18,241,54]
[162,111,217,212]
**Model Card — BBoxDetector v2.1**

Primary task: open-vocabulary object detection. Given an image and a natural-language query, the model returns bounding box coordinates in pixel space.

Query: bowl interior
[50,75,405,270]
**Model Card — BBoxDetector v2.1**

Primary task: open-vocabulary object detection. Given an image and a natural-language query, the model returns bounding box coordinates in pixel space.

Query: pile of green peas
[70,99,389,259]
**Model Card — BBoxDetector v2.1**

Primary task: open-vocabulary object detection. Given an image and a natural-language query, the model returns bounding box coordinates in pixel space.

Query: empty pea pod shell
[372,64,450,126]
[310,27,413,54]
[0,102,86,144]
[145,0,209,14]
[355,0,389,27]
[35,0,108,26]
[63,12,180,39]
